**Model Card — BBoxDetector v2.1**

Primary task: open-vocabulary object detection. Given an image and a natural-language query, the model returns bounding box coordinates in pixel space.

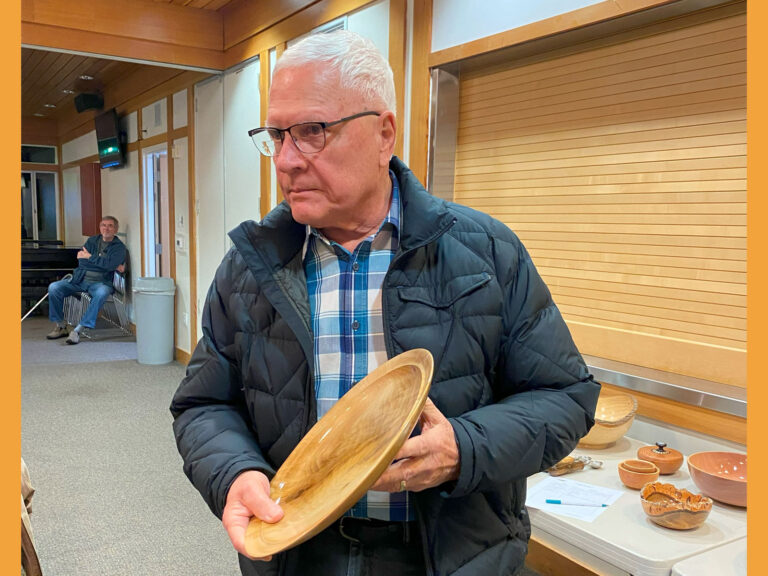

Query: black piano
[22,241,79,317]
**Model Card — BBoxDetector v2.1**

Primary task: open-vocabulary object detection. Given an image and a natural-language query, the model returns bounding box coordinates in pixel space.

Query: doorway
[21,171,59,241]
[142,147,170,277]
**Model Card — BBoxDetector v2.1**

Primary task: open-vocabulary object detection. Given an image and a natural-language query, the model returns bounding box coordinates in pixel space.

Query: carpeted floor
[21,316,240,575]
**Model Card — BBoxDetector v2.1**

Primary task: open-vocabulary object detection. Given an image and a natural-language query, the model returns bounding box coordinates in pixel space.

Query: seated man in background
[46,215,126,345]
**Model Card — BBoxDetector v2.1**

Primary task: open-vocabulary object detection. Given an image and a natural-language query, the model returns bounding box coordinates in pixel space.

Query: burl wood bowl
[687,451,747,507]
[578,390,637,449]
[640,482,712,530]
[618,459,660,490]
[244,349,434,558]
[637,442,684,475]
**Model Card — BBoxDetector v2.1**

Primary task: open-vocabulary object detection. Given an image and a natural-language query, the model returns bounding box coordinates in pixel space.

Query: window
[21,145,57,164]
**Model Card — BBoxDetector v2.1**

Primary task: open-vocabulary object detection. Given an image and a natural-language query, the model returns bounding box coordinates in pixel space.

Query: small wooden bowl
[687,451,747,507]
[640,482,712,530]
[637,442,684,475]
[578,390,637,449]
[618,459,659,489]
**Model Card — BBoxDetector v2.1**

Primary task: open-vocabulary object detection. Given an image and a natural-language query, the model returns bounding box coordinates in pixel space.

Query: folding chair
[63,270,133,340]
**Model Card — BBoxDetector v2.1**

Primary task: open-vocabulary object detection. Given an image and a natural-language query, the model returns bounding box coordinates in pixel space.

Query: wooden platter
[244,348,434,558]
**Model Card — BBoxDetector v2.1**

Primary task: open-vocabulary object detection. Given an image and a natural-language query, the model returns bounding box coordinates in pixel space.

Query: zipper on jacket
[381,217,458,359]
[381,216,456,576]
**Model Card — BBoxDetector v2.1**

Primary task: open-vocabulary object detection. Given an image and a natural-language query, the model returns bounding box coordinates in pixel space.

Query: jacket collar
[228,156,454,272]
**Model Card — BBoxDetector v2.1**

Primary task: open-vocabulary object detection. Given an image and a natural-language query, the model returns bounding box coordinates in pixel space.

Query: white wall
[100,150,141,319]
[61,130,97,165]
[195,76,227,337]
[431,0,603,52]
[141,98,168,139]
[348,0,390,58]
[173,137,192,353]
[223,59,261,232]
[62,167,86,247]
[173,90,188,130]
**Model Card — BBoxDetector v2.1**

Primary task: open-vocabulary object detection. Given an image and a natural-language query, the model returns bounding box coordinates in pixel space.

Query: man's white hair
[274,29,396,116]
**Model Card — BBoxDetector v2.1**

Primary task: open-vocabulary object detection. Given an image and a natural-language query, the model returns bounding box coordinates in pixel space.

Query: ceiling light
[62,89,75,95]
[79,74,94,81]
[43,103,56,108]
[33,113,45,117]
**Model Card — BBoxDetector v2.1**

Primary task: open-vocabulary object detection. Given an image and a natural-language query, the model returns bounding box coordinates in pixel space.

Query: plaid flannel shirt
[303,173,413,521]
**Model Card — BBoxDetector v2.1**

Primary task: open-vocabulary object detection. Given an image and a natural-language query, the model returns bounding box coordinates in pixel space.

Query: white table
[526,433,746,576]
[671,538,746,576]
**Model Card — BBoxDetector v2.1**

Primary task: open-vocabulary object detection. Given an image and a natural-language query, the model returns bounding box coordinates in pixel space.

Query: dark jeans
[239,518,426,576]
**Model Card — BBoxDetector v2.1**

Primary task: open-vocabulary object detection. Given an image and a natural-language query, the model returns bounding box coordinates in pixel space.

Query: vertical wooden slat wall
[454,5,746,387]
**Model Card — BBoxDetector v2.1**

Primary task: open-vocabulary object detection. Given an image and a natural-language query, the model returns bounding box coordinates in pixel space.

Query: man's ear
[378,111,397,166]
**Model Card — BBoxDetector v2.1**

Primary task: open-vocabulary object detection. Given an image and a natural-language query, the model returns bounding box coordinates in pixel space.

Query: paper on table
[526,476,624,522]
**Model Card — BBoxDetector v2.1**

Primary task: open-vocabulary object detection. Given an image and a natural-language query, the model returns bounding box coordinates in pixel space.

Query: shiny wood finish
[687,451,747,507]
[578,390,637,448]
[637,442,684,475]
[244,349,434,558]
[640,481,712,530]
[618,459,659,490]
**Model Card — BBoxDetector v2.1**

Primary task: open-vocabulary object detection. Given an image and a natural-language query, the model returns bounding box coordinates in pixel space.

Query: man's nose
[274,135,307,171]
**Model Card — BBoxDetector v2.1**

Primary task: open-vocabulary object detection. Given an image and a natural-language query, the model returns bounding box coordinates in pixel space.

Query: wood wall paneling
[22,117,58,146]
[79,163,102,236]
[408,0,432,185]
[429,0,682,67]
[21,23,224,71]
[222,0,374,68]
[452,8,746,387]
[259,50,271,220]
[22,0,223,50]
[600,383,746,444]
[220,0,316,50]
[389,0,406,158]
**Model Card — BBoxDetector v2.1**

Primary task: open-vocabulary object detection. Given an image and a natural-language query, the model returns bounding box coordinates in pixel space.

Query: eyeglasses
[248,111,381,157]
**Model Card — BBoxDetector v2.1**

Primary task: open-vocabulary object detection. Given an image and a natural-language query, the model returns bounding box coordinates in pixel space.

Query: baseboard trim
[175,348,191,365]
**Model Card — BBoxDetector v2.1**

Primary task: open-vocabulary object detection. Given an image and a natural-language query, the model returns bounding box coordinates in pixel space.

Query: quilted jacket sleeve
[170,250,275,518]
[448,226,601,498]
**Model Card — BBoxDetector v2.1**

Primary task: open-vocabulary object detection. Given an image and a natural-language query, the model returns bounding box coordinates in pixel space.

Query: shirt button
[352,321,360,331]
[352,262,359,271]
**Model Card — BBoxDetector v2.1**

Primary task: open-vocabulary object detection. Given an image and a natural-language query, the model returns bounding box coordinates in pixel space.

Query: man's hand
[116,263,125,274]
[222,470,284,561]
[370,398,460,493]
[77,247,91,259]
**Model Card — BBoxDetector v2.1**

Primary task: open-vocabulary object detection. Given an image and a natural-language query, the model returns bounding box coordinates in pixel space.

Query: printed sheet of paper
[526,476,624,522]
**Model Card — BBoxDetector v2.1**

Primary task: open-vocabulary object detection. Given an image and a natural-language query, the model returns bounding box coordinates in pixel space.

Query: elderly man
[46,216,126,345]
[171,30,599,576]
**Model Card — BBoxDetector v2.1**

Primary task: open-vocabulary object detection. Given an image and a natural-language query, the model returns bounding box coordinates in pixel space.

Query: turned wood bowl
[618,459,660,490]
[244,349,434,558]
[640,482,712,530]
[578,390,637,449]
[637,442,684,475]
[687,451,747,507]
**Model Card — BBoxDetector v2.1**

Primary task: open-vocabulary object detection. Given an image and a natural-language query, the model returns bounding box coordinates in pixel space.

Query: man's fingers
[223,471,284,560]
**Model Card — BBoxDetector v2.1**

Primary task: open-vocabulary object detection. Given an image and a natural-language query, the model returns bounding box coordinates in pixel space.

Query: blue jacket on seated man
[46,215,127,345]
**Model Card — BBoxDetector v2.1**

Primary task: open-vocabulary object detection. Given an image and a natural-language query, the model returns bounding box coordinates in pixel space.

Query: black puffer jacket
[171,157,600,576]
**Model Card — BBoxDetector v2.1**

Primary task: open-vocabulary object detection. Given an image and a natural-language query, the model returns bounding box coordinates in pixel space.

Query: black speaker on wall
[74,92,104,113]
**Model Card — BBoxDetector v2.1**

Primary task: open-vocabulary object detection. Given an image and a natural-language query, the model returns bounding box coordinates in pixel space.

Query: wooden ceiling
[21,48,149,121]
[152,0,237,8]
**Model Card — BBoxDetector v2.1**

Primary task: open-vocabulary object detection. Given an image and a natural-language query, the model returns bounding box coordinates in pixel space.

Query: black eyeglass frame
[248,111,382,156]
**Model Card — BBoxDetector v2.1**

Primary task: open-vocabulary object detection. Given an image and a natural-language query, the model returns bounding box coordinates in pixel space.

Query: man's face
[267,65,395,232]
[100,219,117,241]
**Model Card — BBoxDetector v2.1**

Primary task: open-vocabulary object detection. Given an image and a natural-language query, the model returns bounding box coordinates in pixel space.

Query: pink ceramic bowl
[687,451,746,507]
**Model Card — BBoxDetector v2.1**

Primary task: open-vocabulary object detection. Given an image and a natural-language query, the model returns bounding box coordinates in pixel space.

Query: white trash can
[133,277,176,365]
